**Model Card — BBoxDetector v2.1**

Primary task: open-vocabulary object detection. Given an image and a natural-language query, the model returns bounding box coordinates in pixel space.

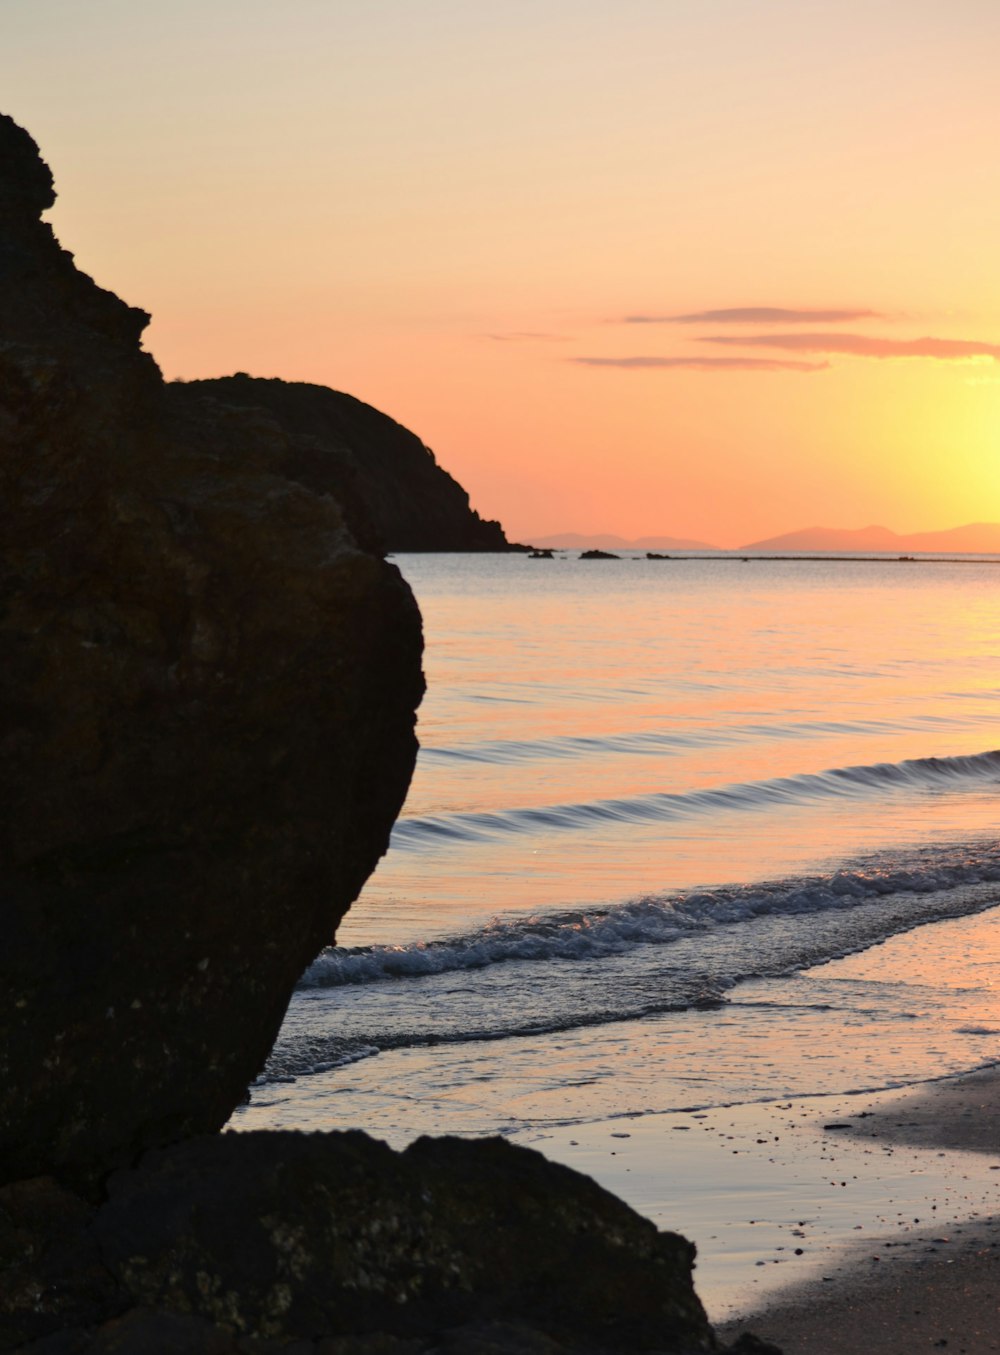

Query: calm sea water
[241,552,1000,1140]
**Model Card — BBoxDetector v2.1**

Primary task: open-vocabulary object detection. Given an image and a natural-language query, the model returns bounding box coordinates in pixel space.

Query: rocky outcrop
[0,114,780,1355]
[0,1132,780,1355]
[188,375,512,553]
[0,112,423,1186]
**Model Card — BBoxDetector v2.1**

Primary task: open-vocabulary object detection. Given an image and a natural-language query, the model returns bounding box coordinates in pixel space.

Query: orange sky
[5,1,1000,546]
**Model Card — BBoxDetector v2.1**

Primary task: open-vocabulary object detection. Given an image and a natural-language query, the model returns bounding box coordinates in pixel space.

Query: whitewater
[239,552,1000,1144]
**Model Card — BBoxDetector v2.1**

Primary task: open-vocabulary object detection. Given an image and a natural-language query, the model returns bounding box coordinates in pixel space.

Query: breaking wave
[301,839,1000,990]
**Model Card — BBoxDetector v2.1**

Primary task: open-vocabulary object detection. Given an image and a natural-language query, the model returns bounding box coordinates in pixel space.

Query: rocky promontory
[188,374,512,553]
[0,111,424,1185]
[1,113,776,1354]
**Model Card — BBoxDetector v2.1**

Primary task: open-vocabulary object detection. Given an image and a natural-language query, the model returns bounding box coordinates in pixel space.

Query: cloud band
[571,355,828,372]
[703,333,1000,360]
[624,307,880,325]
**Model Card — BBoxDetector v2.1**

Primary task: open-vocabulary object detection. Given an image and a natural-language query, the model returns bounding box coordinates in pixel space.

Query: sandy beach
[714,1067,1000,1354]
[508,1063,1000,1352]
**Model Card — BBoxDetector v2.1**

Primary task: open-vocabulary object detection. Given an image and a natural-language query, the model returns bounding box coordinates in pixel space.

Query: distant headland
[187,374,514,553]
[533,523,1000,554]
[739,523,1000,553]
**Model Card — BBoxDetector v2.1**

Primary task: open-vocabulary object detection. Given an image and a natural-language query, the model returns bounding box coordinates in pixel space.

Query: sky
[4,0,1000,547]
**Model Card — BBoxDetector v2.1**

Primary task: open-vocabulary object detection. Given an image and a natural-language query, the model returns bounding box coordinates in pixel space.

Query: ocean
[236,551,1000,1312]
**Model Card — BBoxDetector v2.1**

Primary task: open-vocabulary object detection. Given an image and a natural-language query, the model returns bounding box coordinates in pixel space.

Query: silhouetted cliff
[189,374,513,552]
[0,110,424,1186]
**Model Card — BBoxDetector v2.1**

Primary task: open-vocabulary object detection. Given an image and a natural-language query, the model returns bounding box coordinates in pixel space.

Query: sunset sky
[5,1,1000,546]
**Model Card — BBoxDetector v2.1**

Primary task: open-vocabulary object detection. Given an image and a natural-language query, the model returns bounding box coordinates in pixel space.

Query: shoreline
[246,899,1000,1341]
[510,1061,1000,1328]
[716,1067,1000,1354]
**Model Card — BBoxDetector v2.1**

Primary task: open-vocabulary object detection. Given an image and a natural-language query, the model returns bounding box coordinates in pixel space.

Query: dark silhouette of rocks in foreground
[0,112,779,1354]
[0,1133,783,1354]
[0,109,424,1186]
[189,374,513,553]
[580,548,621,559]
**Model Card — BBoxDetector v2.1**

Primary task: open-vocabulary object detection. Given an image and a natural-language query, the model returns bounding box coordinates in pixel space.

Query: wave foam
[302,843,1000,991]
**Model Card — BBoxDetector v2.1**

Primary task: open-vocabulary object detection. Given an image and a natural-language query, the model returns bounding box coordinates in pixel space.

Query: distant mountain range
[532,523,1000,554]
[739,523,1000,553]
[531,532,715,550]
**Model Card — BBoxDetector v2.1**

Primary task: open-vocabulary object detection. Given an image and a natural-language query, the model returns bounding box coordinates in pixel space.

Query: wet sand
[717,1067,1000,1354]
[516,1071,1000,1322]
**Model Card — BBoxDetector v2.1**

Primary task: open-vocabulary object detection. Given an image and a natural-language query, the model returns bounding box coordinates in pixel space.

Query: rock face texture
[189,374,512,552]
[0,1133,764,1355]
[0,113,424,1186]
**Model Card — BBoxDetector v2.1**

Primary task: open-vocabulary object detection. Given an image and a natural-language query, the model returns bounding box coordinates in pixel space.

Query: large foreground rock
[0,113,423,1185]
[0,1132,776,1354]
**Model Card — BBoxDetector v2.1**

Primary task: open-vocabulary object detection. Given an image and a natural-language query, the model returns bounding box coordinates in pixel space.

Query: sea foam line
[300,843,1000,990]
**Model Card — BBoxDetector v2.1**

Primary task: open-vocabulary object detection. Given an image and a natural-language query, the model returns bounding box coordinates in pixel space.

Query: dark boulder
[2,1132,746,1354]
[96,1133,710,1348]
[188,375,512,553]
[0,112,424,1187]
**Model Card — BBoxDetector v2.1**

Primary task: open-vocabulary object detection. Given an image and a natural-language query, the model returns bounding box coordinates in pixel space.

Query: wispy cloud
[570,355,828,372]
[483,331,570,342]
[703,333,1000,360]
[624,308,881,325]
